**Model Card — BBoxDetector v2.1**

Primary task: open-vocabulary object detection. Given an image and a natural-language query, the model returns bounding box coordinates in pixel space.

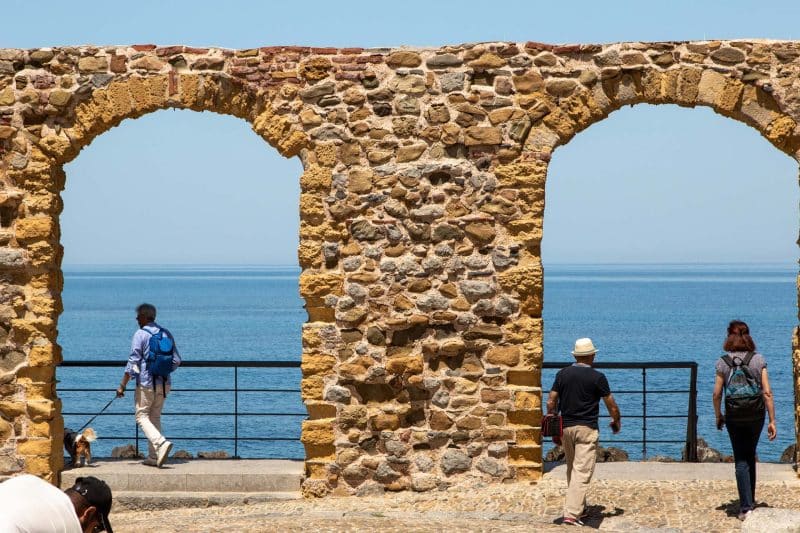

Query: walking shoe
[737,509,753,521]
[156,440,173,468]
[562,516,584,526]
[142,457,158,467]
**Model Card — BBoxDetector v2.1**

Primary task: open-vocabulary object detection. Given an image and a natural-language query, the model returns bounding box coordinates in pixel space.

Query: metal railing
[58,360,303,459]
[59,360,699,462]
[543,361,699,461]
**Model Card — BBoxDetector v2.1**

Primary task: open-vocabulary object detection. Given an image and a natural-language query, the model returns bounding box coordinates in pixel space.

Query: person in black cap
[0,473,113,533]
[65,476,114,533]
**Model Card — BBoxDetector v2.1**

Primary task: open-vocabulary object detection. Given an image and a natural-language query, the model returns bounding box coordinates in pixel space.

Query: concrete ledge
[60,459,304,493]
[112,491,300,511]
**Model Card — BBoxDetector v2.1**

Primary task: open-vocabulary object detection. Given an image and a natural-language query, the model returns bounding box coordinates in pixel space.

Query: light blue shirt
[125,322,181,387]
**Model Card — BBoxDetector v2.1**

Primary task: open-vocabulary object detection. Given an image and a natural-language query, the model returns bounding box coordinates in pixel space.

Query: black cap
[71,476,113,533]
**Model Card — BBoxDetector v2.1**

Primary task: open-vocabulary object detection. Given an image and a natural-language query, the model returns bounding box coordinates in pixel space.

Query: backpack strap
[743,351,755,366]
[721,355,736,368]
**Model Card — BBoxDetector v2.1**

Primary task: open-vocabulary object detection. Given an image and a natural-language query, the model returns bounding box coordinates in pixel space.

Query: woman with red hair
[712,320,777,521]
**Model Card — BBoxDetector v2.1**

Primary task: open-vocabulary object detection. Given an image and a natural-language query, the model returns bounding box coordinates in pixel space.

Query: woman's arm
[713,374,725,430]
[762,367,777,441]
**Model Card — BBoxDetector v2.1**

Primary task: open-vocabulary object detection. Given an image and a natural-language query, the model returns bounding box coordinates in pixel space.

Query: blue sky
[4,0,800,265]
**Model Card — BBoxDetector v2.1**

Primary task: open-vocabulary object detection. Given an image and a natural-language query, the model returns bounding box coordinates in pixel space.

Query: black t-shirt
[551,364,611,429]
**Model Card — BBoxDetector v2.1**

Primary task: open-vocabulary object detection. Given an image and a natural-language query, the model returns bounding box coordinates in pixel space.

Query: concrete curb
[61,459,304,493]
[112,491,301,511]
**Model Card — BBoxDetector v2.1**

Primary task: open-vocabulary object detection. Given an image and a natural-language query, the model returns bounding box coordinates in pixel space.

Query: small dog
[64,427,97,467]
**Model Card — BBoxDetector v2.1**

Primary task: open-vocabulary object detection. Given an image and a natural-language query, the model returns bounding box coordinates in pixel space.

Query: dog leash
[77,396,116,432]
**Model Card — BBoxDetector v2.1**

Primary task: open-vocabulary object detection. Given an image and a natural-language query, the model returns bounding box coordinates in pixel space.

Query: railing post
[685,363,699,462]
[234,365,239,459]
[641,367,647,459]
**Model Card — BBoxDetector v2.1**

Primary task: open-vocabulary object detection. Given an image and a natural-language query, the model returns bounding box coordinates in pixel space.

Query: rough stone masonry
[0,40,799,496]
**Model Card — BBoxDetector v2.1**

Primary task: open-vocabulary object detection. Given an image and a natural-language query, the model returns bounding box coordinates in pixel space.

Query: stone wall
[0,40,798,493]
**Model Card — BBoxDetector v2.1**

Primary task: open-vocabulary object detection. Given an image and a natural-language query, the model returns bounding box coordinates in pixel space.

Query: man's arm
[546,390,559,415]
[117,331,144,397]
[603,394,621,433]
[546,390,562,445]
[117,373,130,397]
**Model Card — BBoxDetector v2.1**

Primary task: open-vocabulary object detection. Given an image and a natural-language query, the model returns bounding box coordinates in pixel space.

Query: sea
[57,263,798,462]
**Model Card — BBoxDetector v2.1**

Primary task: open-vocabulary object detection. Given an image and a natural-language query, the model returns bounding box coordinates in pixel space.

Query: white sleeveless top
[0,474,82,533]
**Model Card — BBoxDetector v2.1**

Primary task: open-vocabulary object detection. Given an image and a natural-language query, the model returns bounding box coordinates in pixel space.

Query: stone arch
[507,57,800,466]
[0,70,324,483]
[46,72,308,165]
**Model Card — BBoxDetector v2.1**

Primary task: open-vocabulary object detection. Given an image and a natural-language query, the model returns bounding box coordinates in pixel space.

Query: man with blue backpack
[116,303,181,467]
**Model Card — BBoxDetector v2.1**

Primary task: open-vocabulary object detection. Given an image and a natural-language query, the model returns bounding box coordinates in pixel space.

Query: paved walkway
[98,462,800,532]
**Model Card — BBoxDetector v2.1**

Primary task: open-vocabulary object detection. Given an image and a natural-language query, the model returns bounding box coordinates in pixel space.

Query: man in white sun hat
[546,337,622,527]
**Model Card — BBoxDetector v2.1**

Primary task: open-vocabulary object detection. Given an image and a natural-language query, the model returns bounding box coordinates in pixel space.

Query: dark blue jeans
[727,418,764,512]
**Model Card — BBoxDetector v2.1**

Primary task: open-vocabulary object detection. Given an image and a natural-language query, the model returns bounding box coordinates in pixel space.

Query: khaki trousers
[562,424,599,519]
[135,385,170,459]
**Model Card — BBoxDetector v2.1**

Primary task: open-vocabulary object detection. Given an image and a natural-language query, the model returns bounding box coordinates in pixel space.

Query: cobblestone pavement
[110,476,800,532]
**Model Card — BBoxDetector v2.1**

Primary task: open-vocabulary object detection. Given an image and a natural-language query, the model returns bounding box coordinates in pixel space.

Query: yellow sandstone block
[514,391,541,411]
[494,162,547,189]
[0,401,26,418]
[28,418,62,439]
[26,399,57,422]
[301,324,325,349]
[301,419,335,446]
[17,439,52,456]
[299,194,326,226]
[28,344,61,366]
[305,402,337,420]
[386,355,423,375]
[301,353,336,376]
[507,369,540,387]
[11,318,53,344]
[508,444,542,464]
[300,166,333,193]
[515,427,539,445]
[15,217,53,241]
[178,74,202,109]
[486,345,520,366]
[313,144,337,168]
[507,409,540,427]
[305,460,333,479]
[301,375,324,401]
[23,455,57,477]
[298,272,343,306]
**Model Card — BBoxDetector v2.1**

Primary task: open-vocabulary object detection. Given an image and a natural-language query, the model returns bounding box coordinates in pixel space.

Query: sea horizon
[60,261,798,267]
[56,263,798,460]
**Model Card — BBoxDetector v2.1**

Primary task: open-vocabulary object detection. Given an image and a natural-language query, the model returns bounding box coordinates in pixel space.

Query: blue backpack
[144,327,178,396]
[721,351,765,423]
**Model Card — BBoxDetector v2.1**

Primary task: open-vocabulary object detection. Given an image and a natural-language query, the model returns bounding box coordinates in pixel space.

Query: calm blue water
[542,263,797,461]
[57,264,797,461]
[58,266,306,459]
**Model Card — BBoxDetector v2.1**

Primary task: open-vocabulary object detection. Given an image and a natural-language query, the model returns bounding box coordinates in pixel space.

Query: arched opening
[56,108,305,461]
[542,103,798,461]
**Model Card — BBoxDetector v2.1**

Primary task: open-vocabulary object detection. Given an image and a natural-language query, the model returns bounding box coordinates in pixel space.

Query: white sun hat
[571,338,598,356]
